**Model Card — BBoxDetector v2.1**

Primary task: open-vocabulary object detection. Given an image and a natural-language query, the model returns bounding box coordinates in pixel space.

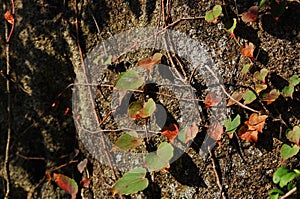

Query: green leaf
[279,172,299,188]
[254,68,269,83]
[269,188,283,199]
[281,144,299,160]
[286,126,300,146]
[243,90,257,104]
[261,89,280,104]
[259,0,269,8]
[145,142,174,171]
[273,167,290,184]
[111,168,149,195]
[115,69,144,91]
[103,55,113,65]
[93,55,102,64]
[289,75,300,87]
[114,132,143,151]
[212,5,222,18]
[226,18,237,37]
[141,98,156,118]
[128,98,156,119]
[205,5,222,23]
[282,85,294,98]
[294,169,300,175]
[287,183,297,191]
[223,114,241,134]
[241,64,251,74]
[128,101,143,119]
[255,84,268,94]
[157,142,173,160]
[269,193,279,199]
[178,126,188,143]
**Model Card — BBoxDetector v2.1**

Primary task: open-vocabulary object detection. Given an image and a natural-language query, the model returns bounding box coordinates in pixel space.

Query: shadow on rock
[169,148,207,188]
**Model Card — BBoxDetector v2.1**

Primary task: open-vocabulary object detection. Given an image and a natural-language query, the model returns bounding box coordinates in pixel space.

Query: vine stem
[3,0,14,198]
[203,66,260,113]
[209,151,227,199]
[72,0,119,190]
[6,0,14,43]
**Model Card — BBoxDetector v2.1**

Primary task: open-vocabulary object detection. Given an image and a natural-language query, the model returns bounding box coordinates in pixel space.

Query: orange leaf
[53,173,78,198]
[4,10,14,24]
[161,123,179,143]
[238,125,259,142]
[184,122,199,143]
[245,113,268,133]
[240,42,254,59]
[138,53,163,73]
[205,92,222,108]
[207,122,224,141]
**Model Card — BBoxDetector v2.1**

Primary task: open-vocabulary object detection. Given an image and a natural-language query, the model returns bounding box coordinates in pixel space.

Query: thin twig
[209,151,227,199]
[72,0,118,182]
[279,187,297,199]
[203,66,260,113]
[114,15,204,62]
[47,160,78,172]
[16,153,46,161]
[89,10,107,56]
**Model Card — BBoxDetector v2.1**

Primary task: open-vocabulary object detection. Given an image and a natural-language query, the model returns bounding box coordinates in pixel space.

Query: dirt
[0,0,299,199]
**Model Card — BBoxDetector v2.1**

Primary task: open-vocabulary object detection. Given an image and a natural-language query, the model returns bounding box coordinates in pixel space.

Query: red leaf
[227,91,243,106]
[53,173,78,198]
[262,89,280,105]
[138,53,163,73]
[64,107,70,116]
[80,177,91,188]
[241,6,259,23]
[77,158,88,173]
[4,10,14,24]
[184,122,199,143]
[207,122,224,141]
[240,42,255,59]
[161,123,179,143]
[45,171,51,181]
[205,92,222,108]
